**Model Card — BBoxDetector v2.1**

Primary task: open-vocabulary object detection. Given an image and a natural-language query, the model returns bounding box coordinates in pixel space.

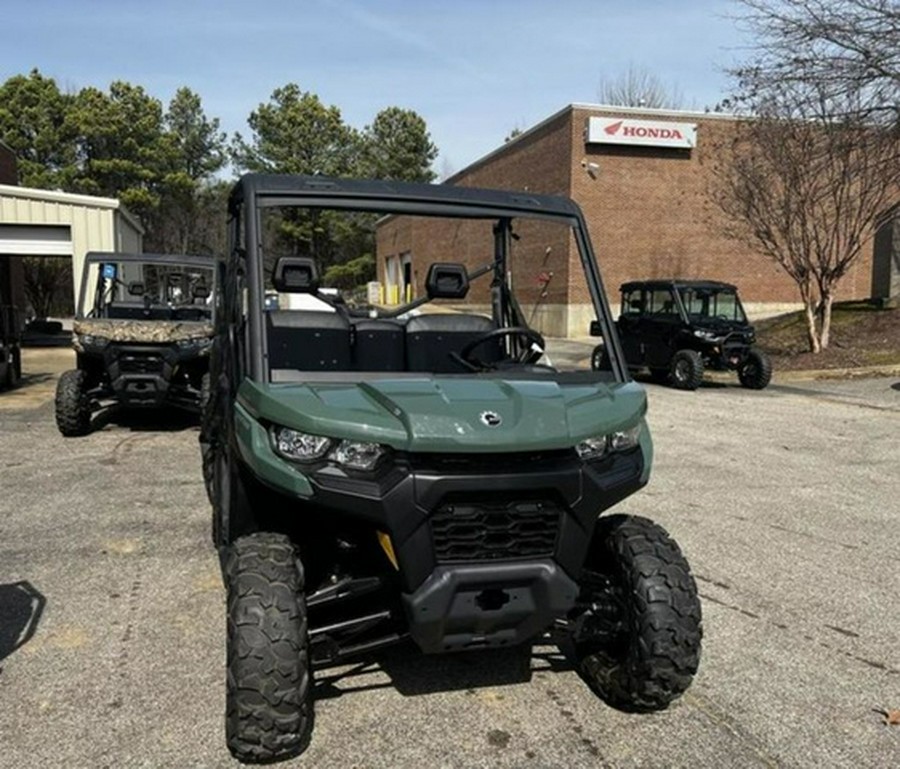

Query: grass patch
[755,300,900,371]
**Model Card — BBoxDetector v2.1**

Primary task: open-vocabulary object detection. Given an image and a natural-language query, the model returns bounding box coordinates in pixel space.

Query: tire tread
[225,532,313,763]
[580,514,702,712]
[54,369,92,436]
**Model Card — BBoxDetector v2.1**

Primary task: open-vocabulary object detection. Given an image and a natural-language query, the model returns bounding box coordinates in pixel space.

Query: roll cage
[225,173,628,382]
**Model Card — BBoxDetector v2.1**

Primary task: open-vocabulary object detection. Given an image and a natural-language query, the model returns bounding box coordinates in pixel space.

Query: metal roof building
[0,184,144,315]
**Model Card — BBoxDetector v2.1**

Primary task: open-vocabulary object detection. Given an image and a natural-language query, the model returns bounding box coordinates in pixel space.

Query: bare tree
[716,1,900,352]
[730,1,900,123]
[22,257,73,318]
[712,81,900,351]
[597,64,685,109]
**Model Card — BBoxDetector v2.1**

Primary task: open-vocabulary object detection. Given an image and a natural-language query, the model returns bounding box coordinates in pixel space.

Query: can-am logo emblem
[480,411,502,427]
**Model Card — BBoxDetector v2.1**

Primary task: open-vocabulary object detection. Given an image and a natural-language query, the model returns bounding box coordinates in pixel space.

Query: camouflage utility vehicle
[608,279,773,391]
[1,304,22,389]
[55,252,215,436]
[204,174,702,762]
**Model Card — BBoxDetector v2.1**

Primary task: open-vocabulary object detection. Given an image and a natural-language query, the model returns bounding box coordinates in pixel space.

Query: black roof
[84,251,216,268]
[620,278,738,292]
[229,173,583,219]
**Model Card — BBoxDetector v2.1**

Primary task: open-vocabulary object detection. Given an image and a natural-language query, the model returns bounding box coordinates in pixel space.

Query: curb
[704,363,900,384]
[771,363,900,383]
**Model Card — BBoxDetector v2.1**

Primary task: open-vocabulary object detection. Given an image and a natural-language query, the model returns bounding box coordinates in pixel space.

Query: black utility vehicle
[1,304,23,389]
[54,252,215,436]
[608,279,772,390]
[205,174,702,763]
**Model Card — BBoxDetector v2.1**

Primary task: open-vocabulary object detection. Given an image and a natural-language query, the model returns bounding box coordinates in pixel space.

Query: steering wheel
[458,326,546,370]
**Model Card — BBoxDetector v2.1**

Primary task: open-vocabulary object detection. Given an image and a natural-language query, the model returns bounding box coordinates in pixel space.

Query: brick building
[378,103,891,337]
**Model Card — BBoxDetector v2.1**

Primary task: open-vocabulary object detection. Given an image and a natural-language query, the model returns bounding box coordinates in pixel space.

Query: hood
[238,376,647,453]
[73,318,213,343]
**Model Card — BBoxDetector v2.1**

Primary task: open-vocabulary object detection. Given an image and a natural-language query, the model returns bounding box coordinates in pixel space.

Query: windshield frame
[230,174,627,384]
[676,285,748,324]
[76,252,217,320]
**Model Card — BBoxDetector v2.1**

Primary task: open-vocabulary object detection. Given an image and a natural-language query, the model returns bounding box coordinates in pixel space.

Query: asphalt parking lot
[1,349,898,768]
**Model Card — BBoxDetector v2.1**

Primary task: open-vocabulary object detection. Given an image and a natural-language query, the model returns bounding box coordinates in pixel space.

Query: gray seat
[405,314,500,373]
[266,310,352,371]
[352,319,405,371]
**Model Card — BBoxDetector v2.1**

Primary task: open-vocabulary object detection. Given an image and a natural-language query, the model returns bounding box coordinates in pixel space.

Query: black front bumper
[403,560,578,653]
[298,448,646,652]
[698,331,755,371]
[102,344,204,409]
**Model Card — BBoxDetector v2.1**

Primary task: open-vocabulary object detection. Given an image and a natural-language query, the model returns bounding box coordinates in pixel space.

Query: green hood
[237,376,647,453]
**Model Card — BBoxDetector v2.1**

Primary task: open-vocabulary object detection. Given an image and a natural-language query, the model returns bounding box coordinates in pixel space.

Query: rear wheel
[55,369,92,436]
[738,349,772,390]
[591,345,611,372]
[200,372,214,506]
[226,532,313,763]
[569,514,702,712]
[670,350,703,390]
[201,442,215,508]
[4,348,20,388]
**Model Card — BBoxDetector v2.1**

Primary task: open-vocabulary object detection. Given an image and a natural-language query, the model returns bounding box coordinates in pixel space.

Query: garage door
[0,224,73,255]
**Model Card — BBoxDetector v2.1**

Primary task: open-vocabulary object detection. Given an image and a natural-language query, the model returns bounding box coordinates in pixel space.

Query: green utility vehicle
[55,252,215,436]
[204,174,702,762]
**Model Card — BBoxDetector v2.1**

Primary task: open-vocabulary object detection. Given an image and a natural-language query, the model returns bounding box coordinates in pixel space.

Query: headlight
[76,334,109,351]
[177,336,212,350]
[693,329,719,341]
[271,427,388,470]
[576,423,642,460]
[609,424,642,451]
[331,440,386,471]
[575,435,608,460]
[272,427,333,462]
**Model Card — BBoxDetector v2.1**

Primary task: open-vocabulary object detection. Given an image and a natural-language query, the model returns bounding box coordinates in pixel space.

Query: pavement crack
[683,691,783,768]
[544,687,610,766]
[99,434,160,467]
[701,592,898,676]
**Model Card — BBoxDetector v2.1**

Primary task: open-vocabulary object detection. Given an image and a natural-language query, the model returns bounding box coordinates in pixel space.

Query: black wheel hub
[571,569,629,657]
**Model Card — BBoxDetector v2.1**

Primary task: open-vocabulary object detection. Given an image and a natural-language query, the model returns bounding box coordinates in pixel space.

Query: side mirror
[272,257,319,293]
[425,263,469,300]
[589,320,603,337]
[127,282,145,296]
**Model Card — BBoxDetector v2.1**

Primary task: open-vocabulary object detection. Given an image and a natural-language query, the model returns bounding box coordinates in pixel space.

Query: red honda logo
[604,120,623,135]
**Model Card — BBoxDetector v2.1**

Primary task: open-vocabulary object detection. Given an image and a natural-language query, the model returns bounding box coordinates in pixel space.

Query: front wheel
[738,349,772,390]
[54,369,92,436]
[670,349,703,391]
[225,532,314,763]
[568,514,702,712]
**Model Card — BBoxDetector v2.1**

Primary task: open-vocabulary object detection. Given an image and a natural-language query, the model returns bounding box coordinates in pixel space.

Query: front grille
[406,449,575,474]
[118,351,165,375]
[431,497,561,563]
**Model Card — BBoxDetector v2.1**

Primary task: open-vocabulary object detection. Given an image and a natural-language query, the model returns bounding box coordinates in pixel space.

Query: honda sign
[585,116,697,149]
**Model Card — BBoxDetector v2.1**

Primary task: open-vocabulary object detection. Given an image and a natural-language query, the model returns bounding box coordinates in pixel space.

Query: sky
[0,0,750,177]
